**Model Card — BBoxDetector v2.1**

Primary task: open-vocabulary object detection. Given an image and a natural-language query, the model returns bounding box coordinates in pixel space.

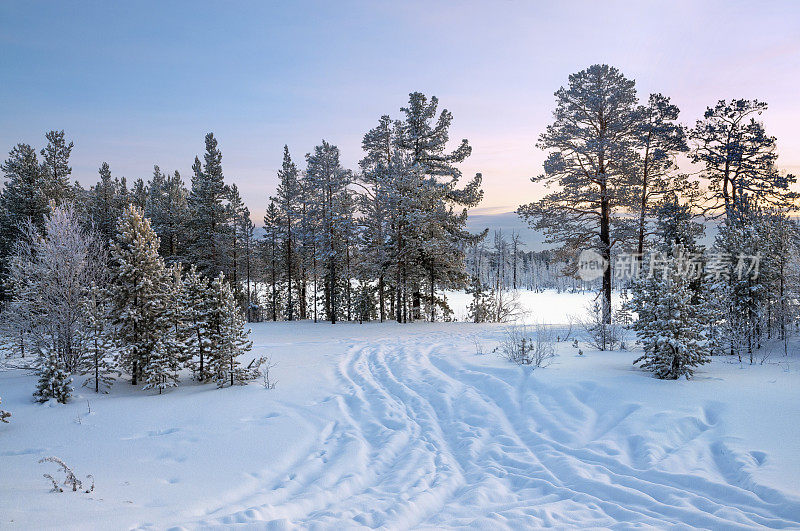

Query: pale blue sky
[2,1,799,219]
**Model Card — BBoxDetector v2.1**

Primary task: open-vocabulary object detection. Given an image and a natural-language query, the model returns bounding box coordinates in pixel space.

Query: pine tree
[81,282,117,393]
[518,65,640,324]
[0,143,49,298]
[207,272,253,387]
[305,141,352,323]
[110,205,170,385]
[691,99,798,214]
[467,276,494,323]
[711,195,768,362]
[130,178,148,210]
[34,349,73,403]
[142,338,180,394]
[40,130,75,205]
[262,200,281,321]
[357,115,396,322]
[226,183,249,303]
[188,133,230,278]
[633,94,690,261]
[88,162,127,247]
[273,146,302,320]
[383,92,484,322]
[183,265,212,381]
[630,245,710,379]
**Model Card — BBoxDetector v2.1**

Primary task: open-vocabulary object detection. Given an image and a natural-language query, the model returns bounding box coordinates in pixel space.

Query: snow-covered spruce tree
[518,65,640,324]
[630,245,710,379]
[182,265,213,381]
[34,348,73,403]
[353,280,377,323]
[142,264,186,394]
[110,205,170,386]
[0,398,10,423]
[129,178,147,210]
[80,282,117,393]
[142,338,180,394]
[206,273,253,387]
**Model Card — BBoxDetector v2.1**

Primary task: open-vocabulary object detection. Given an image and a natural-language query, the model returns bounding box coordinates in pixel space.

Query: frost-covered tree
[142,338,180,394]
[207,272,253,387]
[305,141,352,323]
[141,264,185,393]
[34,349,73,403]
[518,65,640,323]
[81,282,117,393]
[6,204,106,372]
[110,205,170,385]
[357,114,400,321]
[393,92,484,321]
[630,245,710,379]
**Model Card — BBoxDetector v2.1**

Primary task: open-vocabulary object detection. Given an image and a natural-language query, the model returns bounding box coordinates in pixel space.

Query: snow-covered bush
[0,397,10,423]
[580,300,622,351]
[467,277,525,323]
[39,456,93,493]
[496,324,556,368]
[258,356,278,390]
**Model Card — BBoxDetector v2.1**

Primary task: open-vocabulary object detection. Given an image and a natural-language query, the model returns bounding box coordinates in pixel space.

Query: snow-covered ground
[2,291,800,529]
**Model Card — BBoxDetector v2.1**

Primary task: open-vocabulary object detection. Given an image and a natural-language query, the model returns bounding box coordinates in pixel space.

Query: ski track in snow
[189,335,800,530]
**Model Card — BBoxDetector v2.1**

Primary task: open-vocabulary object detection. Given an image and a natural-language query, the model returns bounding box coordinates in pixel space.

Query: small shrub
[495,324,556,368]
[39,456,94,493]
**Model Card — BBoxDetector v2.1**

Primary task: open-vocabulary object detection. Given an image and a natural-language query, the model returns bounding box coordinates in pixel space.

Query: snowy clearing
[2,293,800,529]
